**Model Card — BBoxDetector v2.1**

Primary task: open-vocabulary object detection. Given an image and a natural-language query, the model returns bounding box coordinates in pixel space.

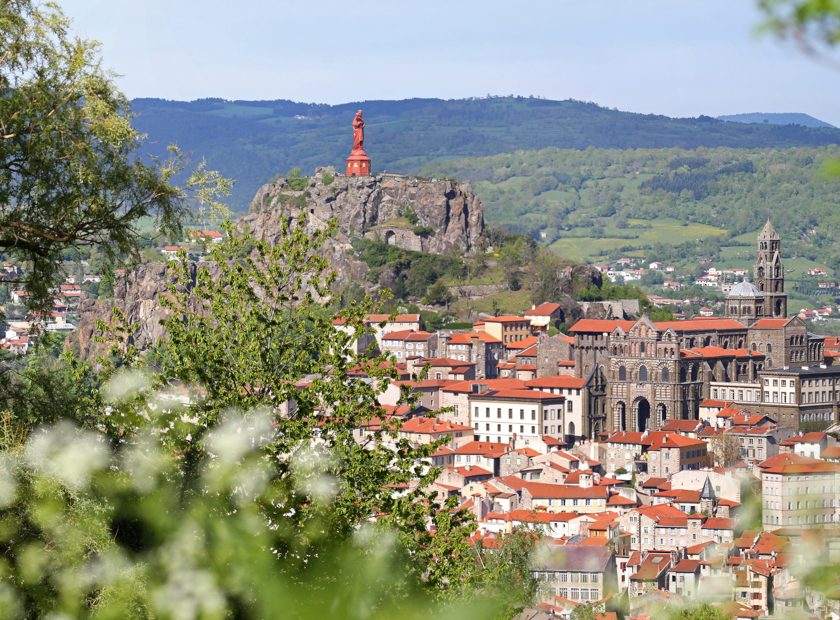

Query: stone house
[468,388,566,446]
[758,452,840,530]
[531,545,615,606]
[439,331,503,379]
[380,329,435,361]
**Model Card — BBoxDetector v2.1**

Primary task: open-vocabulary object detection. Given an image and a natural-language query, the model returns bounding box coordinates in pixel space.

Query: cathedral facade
[569,222,830,435]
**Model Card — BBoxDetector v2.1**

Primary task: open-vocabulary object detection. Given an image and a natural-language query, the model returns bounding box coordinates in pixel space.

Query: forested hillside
[131,97,840,209]
[421,146,840,272]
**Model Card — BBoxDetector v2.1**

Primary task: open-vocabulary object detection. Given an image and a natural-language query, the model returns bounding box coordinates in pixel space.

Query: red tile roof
[483,315,529,323]
[485,509,580,523]
[671,559,702,573]
[653,318,746,332]
[497,476,609,500]
[759,453,840,474]
[751,318,793,329]
[470,389,566,402]
[420,357,477,368]
[454,466,493,478]
[569,319,636,333]
[526,376,586,390]
[453,441,510,458]
[635,504,689,527]
[442,378,527,393]
[382,329,432,342]
[446,331,502,344]
[700,399,733,408]
[660,419,705,433]
[399,417,473,434]
[526,303,563,317]
[702,517,735,530]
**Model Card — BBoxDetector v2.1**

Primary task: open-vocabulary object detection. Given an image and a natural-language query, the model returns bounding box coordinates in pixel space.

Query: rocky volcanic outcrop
[71,261,193,360]
[245,168,486,256]
[70,170,489,359]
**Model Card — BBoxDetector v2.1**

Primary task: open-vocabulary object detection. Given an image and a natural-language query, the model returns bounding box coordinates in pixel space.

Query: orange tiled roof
[470,388,566,402]
[751,318,793,329]
[568,319,636,333]
[399,417,473,434]
[446,331,502,344]
[526,303,563,317]
[526,376,586,389]
[483,315,529,323]
[759,453,840,474]
[453,441,510,458]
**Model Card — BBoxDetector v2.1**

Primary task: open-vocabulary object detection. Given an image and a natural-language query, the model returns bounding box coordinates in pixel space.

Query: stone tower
[754,219,787,318]
[700,476,716,515]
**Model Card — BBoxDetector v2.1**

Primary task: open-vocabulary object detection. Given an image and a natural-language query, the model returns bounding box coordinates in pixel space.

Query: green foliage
[286,167,308,191]
[321,171,335,186]
[403,207,420,226]
[649,307,675,321]
[352,238,467,301]
[423,281,454,306]
[412,225,435,237]
[759,0,840,47]
[666,603,731,620]
[423,146,840,273]
[0,1,186,312]
[0,218,543,616]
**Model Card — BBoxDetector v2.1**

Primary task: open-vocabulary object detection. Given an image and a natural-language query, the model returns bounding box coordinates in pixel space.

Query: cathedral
[569,222,832,435]
[724,219,787,321]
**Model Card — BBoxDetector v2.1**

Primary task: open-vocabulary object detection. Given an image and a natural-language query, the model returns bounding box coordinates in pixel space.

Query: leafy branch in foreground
[1,0,188,312]
[0,221,531,617]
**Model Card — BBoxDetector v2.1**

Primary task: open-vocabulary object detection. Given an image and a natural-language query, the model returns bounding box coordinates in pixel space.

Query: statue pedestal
[346,148,371,177]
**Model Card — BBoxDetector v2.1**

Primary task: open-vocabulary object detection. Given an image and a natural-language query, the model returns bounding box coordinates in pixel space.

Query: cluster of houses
[338,224,840,618]
[2,273,86,353]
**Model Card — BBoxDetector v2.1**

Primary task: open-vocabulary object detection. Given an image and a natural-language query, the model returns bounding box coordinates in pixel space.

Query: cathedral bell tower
[754,219,787,318]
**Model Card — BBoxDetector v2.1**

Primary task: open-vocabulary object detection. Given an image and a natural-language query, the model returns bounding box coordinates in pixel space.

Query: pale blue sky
[60,0,840,125]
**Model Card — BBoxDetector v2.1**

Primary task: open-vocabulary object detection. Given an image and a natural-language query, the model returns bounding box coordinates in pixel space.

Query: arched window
[656,403,667,424]
[618,366,627,381]
[639,365,648,382]
[661,367,670,382]
[640,342,646,354]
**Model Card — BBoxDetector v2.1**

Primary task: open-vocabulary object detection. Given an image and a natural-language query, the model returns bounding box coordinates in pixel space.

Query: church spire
[700,475,716,501]
[759,218,780,241]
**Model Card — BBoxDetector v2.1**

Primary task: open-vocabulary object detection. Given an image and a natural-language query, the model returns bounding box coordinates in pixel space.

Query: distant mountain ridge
[718,113,835,129]
[130,96,840,210]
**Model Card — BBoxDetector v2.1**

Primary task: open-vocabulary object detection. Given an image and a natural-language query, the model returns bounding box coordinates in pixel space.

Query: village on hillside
[331,222,840,618]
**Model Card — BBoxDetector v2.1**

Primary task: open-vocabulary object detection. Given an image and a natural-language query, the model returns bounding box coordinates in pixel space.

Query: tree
[423,281,453,306]
[709,433,742,468]
[0,215,529,616]
[759,0,840,53]
[1,1,184,310]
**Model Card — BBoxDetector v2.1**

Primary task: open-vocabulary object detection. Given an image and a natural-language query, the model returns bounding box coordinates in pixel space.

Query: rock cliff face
[70,171,489,359]
[71,261,196,361]
[245,168,486,256]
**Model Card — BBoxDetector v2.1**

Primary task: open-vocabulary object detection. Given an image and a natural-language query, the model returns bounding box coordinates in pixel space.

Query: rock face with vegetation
[70,171,488,359]
[71,261,193,361]
[244,167,486,256]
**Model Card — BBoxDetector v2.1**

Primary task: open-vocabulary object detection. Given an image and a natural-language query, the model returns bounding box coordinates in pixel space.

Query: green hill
[130,97,840,210]
[718,113,835,129]
[421,146,840,274]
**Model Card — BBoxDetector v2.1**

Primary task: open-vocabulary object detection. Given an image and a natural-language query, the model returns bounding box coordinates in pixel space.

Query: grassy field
[547,218,727,262]
[452,290,533,316]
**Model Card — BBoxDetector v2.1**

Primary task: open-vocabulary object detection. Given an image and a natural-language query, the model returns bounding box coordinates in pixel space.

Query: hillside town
[340,222,840,618]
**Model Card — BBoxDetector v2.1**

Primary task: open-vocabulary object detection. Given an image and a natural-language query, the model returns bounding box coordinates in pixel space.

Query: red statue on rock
[346,109,371,177]
[352,110,365,150]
